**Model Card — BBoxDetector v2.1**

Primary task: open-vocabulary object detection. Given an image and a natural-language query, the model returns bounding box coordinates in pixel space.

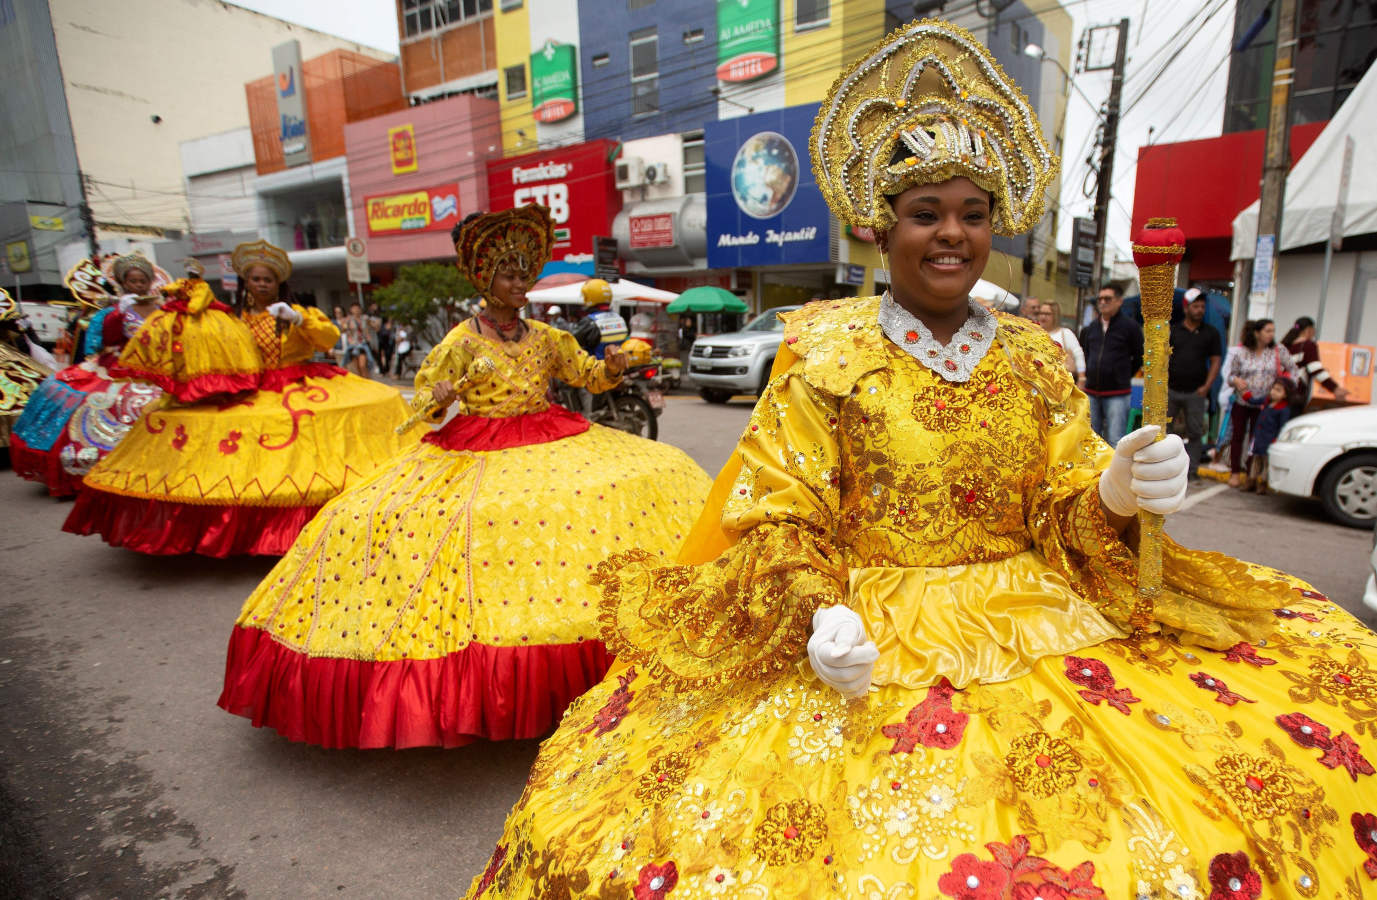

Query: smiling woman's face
[879,177,992,318]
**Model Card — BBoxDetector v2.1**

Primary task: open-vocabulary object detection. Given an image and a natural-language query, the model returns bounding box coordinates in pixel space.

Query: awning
[526,277,679,306]
[665,285,748,313]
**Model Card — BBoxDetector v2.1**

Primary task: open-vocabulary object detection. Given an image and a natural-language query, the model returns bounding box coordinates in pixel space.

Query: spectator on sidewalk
[1035,300,1084,380]
[1168,288,1221,479]
[1078,283,1143,446]
[1224,318,1301,488]
[341,303,377,378]
[376,317,395,378]
[1281,315,1350,416]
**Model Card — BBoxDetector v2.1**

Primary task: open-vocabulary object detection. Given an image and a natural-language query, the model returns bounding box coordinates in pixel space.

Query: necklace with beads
[877,292,996,383]
[477,311,524,342]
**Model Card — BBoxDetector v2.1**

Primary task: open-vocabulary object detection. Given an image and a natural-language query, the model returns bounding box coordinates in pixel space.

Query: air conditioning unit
[643,162,670,185]
[615,157,646,189]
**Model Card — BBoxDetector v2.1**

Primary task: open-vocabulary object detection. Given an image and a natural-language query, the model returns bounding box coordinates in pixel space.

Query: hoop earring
[880,249,892,296]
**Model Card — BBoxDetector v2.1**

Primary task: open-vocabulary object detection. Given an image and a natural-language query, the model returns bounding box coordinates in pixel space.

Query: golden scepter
[1129,217,1186,630]
[394,356,496,434]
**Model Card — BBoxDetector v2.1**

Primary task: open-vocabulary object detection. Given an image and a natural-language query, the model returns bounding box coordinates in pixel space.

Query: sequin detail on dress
[877,293,995,383]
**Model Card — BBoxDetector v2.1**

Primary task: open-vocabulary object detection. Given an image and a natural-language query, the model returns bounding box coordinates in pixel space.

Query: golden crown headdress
[811,19,1056,236]
[231,239,292,282]
[454,205,555,295]
[63,256,121,310]
[0,286,19,324]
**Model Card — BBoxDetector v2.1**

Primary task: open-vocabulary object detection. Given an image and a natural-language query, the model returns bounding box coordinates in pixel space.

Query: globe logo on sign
[730,131,798,219]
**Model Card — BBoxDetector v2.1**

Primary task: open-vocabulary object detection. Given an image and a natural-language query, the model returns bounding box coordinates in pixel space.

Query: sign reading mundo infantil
[365,183,460,236]
[531,40,578,124]
[716,0,779,83]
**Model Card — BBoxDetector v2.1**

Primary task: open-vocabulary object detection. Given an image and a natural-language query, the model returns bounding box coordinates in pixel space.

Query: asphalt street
[1,392,1372,898]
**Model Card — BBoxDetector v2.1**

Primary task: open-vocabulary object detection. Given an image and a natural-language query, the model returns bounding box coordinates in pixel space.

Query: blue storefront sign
[706,104,831,269]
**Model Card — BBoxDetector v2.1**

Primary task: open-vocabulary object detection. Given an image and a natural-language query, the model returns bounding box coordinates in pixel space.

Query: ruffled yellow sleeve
[279,305,340,365]
[1022,342,1282,649]
[544,324,621,393]
[409,331,475,422]
[596,361,848,690]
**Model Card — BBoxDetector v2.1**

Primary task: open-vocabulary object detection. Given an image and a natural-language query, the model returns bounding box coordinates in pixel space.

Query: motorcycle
[555,361,665,441]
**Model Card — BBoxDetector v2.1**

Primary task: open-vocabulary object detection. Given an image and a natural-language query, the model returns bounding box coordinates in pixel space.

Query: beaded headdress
[182,257,206,277]
[454,205,554,296]
[231,239,292,282]
[0,287,19,323]
[111,253,156,284]
[811,19,1057,236]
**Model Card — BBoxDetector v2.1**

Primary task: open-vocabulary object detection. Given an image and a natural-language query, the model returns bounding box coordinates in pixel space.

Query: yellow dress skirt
[63,366,420,556]
[218,412,711,749]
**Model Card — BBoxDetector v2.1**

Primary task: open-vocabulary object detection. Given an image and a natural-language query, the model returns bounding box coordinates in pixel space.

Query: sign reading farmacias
[486,141,621,255]
[365,183,460,236]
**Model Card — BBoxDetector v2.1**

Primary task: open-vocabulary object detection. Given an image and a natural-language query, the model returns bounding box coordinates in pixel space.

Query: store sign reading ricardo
[365,183,461,236]
[716,0,779,83]
[389,124,418,175]
[531,40,579,123]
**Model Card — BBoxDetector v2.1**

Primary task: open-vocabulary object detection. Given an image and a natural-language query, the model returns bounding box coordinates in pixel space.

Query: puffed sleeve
[595,360,848,690]
[1023,348,1284,650]
[546,325,621,393]
[409,330,474,422]
[280,305,340,362]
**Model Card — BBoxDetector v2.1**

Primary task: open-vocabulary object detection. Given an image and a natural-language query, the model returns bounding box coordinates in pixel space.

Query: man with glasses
[1078,283,1143,445]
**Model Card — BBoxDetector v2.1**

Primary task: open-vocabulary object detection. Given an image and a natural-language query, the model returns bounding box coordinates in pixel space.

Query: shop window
[402,0,492,38]
[1293,30,1340,94]
[796,0,828,29]
[682,132,705,193]
[1338,24,1377,86]
[505,63,527,100]
[630,27,659,117]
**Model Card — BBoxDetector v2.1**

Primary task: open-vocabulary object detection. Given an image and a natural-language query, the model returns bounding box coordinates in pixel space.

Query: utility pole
[79,172,99,257]
[1090,18,1129,297]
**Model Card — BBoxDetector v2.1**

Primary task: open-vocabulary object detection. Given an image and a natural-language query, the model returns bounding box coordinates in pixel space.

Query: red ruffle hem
[422,404,590,452]
[257,362,346,393]
[62,491,318,557]
[218,625,613,749]
[110,368,260,404]
[9,434,82,497]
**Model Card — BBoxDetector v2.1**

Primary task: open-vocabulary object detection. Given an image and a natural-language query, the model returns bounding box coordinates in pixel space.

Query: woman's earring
[880,249,891,295]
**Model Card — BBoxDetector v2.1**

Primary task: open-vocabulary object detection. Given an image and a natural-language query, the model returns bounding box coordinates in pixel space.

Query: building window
[683,28,705,44]
[504,63,526,100]
[630,27,659,117]
[629,0,654,8]
[682,132,705,193]
[796,0,828,29]
[500,0,521,10]
[403,0,493,38]
[593,52,610,67]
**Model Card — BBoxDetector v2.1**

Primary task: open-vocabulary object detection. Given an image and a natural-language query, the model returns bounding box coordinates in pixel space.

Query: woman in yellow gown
[466,22,1377,899]
[218,206,710,749]
[64,240,419,556]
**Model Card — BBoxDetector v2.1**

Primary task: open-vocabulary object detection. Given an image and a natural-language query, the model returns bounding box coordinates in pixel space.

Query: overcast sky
[234,0,1236,258]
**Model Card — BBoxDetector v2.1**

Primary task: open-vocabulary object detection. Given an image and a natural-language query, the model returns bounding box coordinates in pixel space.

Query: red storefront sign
[629,213,675,249]
[486,139,621,255]
[364,182,461,236]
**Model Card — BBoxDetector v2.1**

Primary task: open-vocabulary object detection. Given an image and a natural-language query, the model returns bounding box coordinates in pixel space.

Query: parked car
[1364,520,1376,615]
[687,305,801,404]
[1267,403,1377,528]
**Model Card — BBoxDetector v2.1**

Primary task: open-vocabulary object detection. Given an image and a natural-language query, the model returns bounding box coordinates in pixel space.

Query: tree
[372,262,477,347]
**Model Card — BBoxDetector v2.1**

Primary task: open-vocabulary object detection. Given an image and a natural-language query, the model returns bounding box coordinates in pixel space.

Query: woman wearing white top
[1036,299,1085,383]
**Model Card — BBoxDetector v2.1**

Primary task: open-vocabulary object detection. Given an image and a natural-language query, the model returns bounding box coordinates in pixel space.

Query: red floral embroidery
[1207,852,1261,899]
[881,682,969,753]
[1274,712,1333,749]
[1222,642,1276,667]
[1296,587,1328,602]
[937,836,1104,900]
[1275,712,1374,779]
[1319,733,1375,781]
[1189,672,1254,706]
[217,429,242,455]
[633,861,678,900]
[474,843,506,897]
[1273,607,1321,622]
[1063,656,1140,715]
[581,667,637,737]
[1354,812,1377,878]
[171,424,188,451]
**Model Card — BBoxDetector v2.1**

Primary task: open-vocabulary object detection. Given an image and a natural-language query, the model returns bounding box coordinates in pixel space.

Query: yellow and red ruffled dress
[467,298,1377,900]
[218,319,711,749]
[64,287,421,556]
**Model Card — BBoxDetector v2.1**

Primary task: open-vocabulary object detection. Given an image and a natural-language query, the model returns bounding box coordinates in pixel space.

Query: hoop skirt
[1,343,51,451]
[465,300,1377,899]
[219,319,712,748]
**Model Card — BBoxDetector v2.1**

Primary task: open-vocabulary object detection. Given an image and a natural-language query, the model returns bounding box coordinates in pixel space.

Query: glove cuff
[1097,475,1137,518]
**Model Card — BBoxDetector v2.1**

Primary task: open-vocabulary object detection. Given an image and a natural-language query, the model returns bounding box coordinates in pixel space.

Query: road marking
[1178,482,1229,513]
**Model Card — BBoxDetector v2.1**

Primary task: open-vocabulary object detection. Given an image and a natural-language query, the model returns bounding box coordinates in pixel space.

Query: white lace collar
[877,293,997,383]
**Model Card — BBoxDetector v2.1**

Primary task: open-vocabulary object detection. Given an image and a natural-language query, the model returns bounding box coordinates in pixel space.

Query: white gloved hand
[807,605,878,699]
[266,301,303,325]
[1098,425,1189,517]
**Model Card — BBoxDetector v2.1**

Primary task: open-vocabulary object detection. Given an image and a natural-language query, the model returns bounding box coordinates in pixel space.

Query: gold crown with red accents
[455,205,555,296]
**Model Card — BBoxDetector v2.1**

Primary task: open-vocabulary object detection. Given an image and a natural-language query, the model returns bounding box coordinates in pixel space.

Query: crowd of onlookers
[328,303,403,380]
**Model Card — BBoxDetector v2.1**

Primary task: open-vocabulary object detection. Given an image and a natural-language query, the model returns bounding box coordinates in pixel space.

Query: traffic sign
[218,253,238,291]
[346,237,369,284]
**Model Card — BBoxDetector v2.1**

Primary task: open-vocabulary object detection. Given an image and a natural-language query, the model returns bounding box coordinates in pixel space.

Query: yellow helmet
[621,338,654,366]
[580,278,613,306]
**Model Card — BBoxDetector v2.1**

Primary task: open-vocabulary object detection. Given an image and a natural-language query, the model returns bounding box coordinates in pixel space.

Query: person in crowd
[466,21,1373,899]
[1281,315,1349,417]
[546,304,572,332]
[1248,377,1293,494]
[1224,318,1301,489]
[1035,299,1084,379]
[376,316,395,378]
[341,302,377,377]
[1078,281,1143,445]
[63,240,420,556]
[1020,294,1042,320]
[1167,287,1222,479]
[0,287,52,451]
[218,206,710,749]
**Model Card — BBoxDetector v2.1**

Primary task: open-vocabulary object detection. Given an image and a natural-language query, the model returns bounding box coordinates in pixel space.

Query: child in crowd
[1248,377,1293,493]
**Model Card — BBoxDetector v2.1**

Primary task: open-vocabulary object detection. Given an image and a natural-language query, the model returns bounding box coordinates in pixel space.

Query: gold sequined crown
[811,19,1057,236]
[231,239,292,282]
[0,286,19,323]
[455,205,555,295]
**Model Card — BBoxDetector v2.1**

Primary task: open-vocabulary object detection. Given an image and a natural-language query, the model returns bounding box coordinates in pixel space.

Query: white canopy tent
[1232,64,1377,260]
[526,278,679,306]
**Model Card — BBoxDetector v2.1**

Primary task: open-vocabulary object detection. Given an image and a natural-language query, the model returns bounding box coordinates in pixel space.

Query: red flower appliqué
[581,667,637,737]
[937,835,1104,900]
[1274,712,1332,749]
[881,682,969,753]
[1273,607,1321,622]
[1319,733,1375,781]
[171,423,189,451]
[1064,656,1140,715]
[1189,672,1255,706]
[1207,852,1261,900]
[1275,712,1374,780]
[1354,812,1377,878]
[474,843,506,897]
[1296,587,1329,603]
[1222,642,1277,667]
[217,429,243,455]
[633,861,678,900]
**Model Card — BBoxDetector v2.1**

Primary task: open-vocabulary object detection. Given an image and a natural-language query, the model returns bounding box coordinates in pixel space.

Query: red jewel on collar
[905,330,919,342]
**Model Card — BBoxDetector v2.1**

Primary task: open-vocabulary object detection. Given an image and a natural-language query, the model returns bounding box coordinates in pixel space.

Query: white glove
[807,605,878,699]
[1098,425,1189,517]
[267,302,303,325]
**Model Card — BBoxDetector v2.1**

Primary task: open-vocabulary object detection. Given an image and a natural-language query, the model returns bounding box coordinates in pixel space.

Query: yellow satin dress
[467,298,1377,900]
[220,319,711,749]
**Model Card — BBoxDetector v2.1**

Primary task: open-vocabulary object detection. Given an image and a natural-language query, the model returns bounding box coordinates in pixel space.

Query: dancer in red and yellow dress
[1,288,52,450]
[466,22,1377,899]
[64,240,421,556]
[218,206,711,749]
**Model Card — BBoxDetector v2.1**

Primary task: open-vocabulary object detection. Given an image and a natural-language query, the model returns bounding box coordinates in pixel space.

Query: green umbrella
[665,286,749,314]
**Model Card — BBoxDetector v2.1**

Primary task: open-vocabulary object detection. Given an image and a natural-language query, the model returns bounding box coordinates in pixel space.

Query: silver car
[688,306,801,404]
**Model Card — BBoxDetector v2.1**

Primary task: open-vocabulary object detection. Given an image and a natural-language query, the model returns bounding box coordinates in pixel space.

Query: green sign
[716,0,779,83]
[531,41,578,123]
